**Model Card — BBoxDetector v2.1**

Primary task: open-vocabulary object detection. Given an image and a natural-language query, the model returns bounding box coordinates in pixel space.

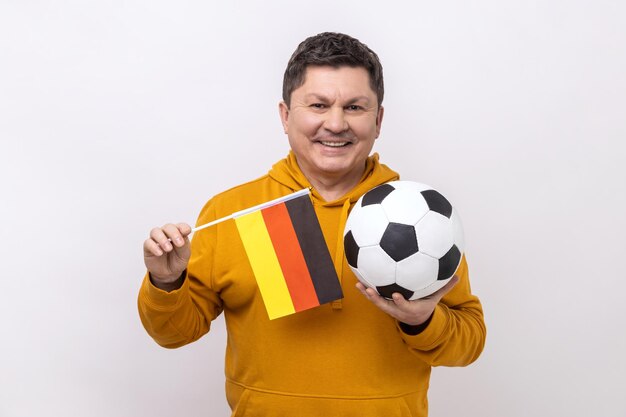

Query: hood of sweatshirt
[268,151,399,309]
[268,151,399,206]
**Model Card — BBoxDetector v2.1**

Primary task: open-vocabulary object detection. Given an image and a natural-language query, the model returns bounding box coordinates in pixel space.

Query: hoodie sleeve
[137,200,223,348]
[396,256,486,366]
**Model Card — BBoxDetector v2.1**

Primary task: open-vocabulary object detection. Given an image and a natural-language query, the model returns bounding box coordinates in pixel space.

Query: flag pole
[190,188,311,234]
[191,214,235,233]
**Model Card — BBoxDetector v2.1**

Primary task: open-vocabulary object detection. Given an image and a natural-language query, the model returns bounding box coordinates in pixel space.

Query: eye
[346,105,363,111]
[310,103,326,109]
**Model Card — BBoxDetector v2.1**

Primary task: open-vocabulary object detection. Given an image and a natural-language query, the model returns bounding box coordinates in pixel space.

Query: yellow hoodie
[138,152,486,417]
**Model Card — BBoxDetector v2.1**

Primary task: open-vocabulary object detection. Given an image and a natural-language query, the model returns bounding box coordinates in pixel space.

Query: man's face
[279,66,383,186]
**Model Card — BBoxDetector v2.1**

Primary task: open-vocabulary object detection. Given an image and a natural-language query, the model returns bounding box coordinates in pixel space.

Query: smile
[319,141,350,147]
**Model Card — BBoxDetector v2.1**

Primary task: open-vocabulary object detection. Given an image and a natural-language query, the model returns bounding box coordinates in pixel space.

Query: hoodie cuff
[397,304,448,349]
[141,271,189,310]
[398,312,434,335]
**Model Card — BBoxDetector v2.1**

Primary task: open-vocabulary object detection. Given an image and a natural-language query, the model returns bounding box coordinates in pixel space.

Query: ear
[375,106,384,138]
[278,101,290,134]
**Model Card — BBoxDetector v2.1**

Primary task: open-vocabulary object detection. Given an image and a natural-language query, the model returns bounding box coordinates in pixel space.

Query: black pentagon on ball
[380,222,418,262]
[344,231,360,268]
[361,183,395,206]
[438,245,461,280]
[377,283,414,300]
[421,189,453,218]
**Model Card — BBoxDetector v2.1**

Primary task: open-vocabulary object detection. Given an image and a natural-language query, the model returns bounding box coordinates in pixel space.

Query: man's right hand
[143,223,192,290]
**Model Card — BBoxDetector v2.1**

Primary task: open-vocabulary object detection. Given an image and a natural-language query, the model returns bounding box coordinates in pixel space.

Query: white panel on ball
[388,180,431,193]
[395,252,440,291]
[356,246,397,286]
[380,188,430,226]
[346,204,389,247]
[350,267,374,289]
[411,280,450,301]
[414,211,455,258]
[450,209,466,253]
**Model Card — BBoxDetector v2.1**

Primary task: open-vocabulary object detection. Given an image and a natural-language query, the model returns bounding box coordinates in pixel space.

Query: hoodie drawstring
[331,198,352,310]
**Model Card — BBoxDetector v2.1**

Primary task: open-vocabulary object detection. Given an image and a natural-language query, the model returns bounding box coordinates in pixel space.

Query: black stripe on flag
[285,195,344,304]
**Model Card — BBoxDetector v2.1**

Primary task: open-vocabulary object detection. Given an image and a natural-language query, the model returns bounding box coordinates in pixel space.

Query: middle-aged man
[138,32,486,417]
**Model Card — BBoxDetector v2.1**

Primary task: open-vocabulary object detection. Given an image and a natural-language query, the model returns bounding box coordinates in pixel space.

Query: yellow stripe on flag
[235,210,296,319]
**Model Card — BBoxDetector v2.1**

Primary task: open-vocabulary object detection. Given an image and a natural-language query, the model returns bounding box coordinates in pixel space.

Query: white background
[1,1,625,416]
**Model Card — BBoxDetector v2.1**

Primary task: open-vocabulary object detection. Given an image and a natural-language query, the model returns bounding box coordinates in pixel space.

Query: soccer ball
[344,181,465,300]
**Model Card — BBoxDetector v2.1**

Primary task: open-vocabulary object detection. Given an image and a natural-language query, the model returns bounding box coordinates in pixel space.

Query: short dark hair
[282,32,384,108]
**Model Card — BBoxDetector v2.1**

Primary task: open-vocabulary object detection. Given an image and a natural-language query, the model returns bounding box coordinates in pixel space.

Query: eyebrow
[304,94,372,105]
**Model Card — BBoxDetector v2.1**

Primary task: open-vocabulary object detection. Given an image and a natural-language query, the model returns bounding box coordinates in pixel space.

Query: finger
[355,282,383,300]
[162,223,184,247]
[176,222,193,238]
[161,223,186,248]
[355,282,374,299]
[362,287,401,315]
[355,282,405,312]
[167,224,192,263]
[391,292,412,309]
[150,227,174,252]
[143,238,163,257]
[355,282,369,295]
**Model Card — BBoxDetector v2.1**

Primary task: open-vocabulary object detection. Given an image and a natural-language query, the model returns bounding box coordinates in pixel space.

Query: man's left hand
[355,275,460,326]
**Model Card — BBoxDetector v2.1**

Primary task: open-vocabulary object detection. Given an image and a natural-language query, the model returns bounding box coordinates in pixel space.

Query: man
[139,32,486,416]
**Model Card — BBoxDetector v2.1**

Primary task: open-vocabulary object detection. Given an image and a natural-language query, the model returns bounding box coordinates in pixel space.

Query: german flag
[234,190,343,320]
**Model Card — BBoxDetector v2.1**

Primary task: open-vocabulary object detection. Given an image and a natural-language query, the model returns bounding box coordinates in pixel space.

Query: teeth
[320,141,349,147]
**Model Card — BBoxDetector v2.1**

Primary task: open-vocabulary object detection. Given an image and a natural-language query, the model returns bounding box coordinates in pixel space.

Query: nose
[323,106,348,133]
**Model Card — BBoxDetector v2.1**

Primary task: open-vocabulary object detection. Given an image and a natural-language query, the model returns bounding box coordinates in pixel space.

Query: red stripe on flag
[262,202,320,312]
